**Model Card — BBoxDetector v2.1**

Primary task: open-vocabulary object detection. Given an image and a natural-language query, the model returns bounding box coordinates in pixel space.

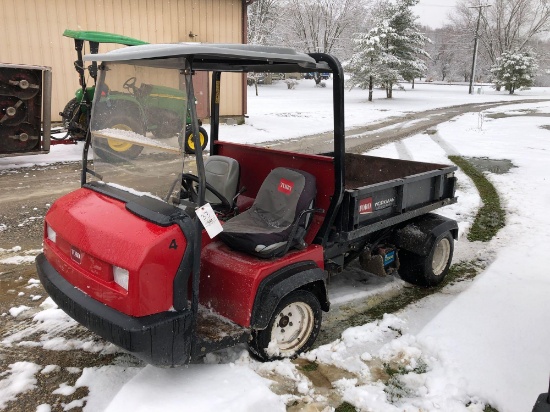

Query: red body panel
[216,141,335,243]
[199,241,324,327]
[44,144,332,325]
[44,188,186,317]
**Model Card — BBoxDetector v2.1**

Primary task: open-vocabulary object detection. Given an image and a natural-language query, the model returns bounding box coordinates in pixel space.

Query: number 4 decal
[169,239,178,250]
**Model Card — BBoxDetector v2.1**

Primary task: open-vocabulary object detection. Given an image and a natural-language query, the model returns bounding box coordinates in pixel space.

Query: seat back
[219,167,316,258]
[204,155,240,206]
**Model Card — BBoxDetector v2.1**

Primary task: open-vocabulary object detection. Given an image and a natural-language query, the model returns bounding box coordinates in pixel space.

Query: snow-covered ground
[1,81,550,411]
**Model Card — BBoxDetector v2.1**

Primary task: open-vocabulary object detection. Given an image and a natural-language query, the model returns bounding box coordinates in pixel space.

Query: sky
[414,0,458,29]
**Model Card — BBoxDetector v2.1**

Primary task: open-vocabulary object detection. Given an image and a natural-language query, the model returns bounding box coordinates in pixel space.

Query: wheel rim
[187,131,205,151]
[270,301,314,355]
[108,123,134,152]
[432,237,451,276]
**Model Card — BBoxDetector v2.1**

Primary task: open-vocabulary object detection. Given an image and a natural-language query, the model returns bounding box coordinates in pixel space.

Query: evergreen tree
[347,25,400,101]
[490,51,538,94]
[348,0,429,99]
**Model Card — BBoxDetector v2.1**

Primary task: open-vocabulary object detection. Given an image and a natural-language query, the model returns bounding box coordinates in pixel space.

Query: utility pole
[468,4,491,94]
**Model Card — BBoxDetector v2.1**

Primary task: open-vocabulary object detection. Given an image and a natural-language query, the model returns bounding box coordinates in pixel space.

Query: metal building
[0,0,248,121]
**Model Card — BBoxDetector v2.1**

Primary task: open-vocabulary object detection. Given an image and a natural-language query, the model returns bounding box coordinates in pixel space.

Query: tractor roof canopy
[84,43,331,73]
[63,29,148,46]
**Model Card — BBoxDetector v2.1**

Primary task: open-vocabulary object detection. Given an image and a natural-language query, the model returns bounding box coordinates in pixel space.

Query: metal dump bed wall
[338,154,457,240]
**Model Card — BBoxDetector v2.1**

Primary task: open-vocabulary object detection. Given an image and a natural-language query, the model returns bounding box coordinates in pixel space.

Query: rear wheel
[59,98,87,140]
[181,126,208,154]
[93,114,144,162]
[249,290,321,361]
[398,231,454,287]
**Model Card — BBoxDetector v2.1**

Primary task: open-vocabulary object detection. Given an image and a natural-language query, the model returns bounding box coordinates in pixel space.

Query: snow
[9,305,30,317]
[104,364,285,412]
[0,362,41,409]
[52,382,77,396]
[2,82,550,411]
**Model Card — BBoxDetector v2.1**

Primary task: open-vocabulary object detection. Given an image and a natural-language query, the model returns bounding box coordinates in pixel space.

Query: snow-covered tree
[490,50,538,94]
[282,0,368,59]
[388,0,430,89]
[247,0,281,46]
[453,0,550,66]
[347,25,400,101]
[348,0,429,98]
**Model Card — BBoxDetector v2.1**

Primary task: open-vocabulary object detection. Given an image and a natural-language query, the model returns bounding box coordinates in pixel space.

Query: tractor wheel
[249,290,322,361]
[398,231,454,287]
[181,126,208,154]
[93,113,144,162]
[60,98,87,140]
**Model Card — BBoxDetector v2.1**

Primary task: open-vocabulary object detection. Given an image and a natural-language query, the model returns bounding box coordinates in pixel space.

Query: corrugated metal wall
[0,0,243,121]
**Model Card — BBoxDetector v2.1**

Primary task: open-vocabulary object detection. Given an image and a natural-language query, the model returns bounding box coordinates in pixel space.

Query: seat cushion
[219,168,316,257]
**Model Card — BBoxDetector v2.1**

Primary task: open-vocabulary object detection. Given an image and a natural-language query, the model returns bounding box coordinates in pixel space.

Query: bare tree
[282,0,368,60]
[247,0,282,46]
[424,25,476,82]
[247,0,282,95]
[454,0,550,65]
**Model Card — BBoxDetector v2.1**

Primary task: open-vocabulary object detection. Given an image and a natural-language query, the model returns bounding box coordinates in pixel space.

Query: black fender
[394,213,458,256]
[250,261,329,330]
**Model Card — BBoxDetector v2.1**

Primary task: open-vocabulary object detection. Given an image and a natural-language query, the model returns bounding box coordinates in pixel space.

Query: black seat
[219,167,316,258]
[180,155,240,213]
[204,155,240,208]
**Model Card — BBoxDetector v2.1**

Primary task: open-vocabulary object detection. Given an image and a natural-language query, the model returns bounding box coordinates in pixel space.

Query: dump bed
[337,153,457,241]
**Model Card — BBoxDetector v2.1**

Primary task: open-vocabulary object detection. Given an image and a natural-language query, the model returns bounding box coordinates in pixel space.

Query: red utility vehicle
[37,44,458,366]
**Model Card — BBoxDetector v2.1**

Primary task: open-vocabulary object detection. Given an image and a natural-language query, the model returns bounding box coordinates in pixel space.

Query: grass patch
[299,362,319,372]
[449,155,505,242]
[335,401,357,412]
[317,259,485,339]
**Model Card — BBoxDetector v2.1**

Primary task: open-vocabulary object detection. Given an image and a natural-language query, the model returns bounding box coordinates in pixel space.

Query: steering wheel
[181,173,232,213]
[123,77,137,94]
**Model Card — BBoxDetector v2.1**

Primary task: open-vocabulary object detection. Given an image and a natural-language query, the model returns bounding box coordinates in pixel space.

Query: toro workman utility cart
[37,43,458,366]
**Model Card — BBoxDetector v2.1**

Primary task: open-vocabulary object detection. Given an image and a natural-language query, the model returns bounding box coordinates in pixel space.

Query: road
[0,98,547,411]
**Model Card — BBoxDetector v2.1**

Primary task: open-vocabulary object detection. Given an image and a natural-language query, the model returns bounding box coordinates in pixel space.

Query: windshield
[90,63,187,201]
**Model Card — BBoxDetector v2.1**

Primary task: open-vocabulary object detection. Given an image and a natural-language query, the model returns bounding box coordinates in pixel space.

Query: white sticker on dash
[196,203,223,238]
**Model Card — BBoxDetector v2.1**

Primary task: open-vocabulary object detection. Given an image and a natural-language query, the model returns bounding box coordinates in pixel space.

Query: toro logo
[359,197,373,214]
[278,178,294,195]
[70,246,82,264]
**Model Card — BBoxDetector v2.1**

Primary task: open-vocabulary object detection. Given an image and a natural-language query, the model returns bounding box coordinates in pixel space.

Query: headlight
[46,224,57,243]
[113,266,129,290]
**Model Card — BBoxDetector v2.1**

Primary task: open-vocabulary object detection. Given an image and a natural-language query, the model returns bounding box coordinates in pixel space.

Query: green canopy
[63,29,148,46]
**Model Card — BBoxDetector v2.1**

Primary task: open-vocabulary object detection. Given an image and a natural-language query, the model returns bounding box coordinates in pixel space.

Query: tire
[181,126,208,154]
[398,231,454,287]
[249,290,322,361]
[60,98,87,140]
[93,113,145,162]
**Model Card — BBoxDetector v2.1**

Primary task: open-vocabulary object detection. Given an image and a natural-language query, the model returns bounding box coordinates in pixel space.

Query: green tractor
[60,29,208,158]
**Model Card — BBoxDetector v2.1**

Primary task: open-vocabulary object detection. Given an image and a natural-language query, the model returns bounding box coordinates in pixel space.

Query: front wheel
[249,290,322,361]
[180,126,208,154]
[93,113,144,162]
[398,231,454,287]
